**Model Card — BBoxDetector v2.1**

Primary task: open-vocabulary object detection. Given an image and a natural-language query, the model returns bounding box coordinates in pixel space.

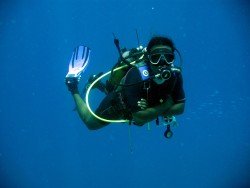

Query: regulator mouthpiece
[155,67,172,80]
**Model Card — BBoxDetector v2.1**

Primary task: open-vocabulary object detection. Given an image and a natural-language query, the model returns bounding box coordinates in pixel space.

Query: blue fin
[66,45,91,78]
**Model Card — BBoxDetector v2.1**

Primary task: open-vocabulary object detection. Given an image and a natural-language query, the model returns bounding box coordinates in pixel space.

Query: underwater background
[0,0,249,187]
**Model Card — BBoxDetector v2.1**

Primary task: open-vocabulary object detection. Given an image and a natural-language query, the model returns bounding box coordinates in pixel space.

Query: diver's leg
[72,91,108,130]
[65,46,107,129]
[66,77,109,130]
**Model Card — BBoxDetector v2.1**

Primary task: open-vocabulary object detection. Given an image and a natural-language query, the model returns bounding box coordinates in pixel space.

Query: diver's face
[148,45,174,73]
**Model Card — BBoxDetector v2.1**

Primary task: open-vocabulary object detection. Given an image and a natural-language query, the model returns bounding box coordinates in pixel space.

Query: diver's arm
[163,103,185,117]
[132,98,174,125]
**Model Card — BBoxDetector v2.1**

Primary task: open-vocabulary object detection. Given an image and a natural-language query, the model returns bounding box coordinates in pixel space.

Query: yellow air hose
[85,54,144,123]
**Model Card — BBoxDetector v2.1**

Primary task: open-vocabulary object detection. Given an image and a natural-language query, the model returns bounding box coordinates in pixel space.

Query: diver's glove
[65,76,80,93]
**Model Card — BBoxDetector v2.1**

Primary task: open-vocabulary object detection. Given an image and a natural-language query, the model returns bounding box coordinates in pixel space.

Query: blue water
[0,0,249,188]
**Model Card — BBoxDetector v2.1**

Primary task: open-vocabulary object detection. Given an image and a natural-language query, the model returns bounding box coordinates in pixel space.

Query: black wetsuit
[95,66,185,125]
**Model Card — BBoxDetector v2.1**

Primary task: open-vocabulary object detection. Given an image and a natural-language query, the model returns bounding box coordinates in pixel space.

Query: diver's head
[146,36,176,80]
[147,36,175,66]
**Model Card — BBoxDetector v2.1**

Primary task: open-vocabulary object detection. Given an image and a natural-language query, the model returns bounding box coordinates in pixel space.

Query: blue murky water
[0,0,249,187]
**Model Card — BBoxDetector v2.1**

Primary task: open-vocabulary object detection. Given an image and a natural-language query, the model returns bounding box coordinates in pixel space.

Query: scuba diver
[65,36,185,138]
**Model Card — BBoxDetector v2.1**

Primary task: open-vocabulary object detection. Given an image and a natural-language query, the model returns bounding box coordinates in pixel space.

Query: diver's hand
[137,98,148,110]
[65,76,80,93]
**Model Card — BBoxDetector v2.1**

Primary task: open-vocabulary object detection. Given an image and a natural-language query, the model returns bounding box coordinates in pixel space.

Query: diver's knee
[84,119,106,130]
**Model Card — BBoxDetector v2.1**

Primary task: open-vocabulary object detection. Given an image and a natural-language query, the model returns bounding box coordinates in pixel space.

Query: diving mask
[148,48,175,66]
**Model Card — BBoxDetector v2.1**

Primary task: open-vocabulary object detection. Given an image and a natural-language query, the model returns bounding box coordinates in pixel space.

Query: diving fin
[66,45,91,79]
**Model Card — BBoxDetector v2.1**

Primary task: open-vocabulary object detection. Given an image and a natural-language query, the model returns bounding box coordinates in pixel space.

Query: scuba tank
[106,45,146,92]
